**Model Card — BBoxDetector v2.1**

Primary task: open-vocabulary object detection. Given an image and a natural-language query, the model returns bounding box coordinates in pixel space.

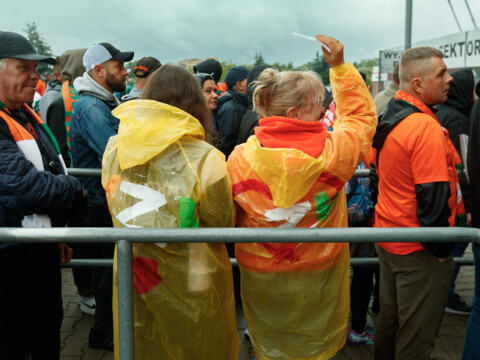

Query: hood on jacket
[217,90,249,109]
[45,79,62,91]
[243,132,327,209]
[74,72,120,105]
[372,97,420,153]
[193,59,222,84]
[112,99,205,170]
[439,69,474,116]
[60,48,87,83]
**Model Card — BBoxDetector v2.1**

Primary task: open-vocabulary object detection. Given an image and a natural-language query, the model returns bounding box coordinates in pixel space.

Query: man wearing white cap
[70,42,133,351]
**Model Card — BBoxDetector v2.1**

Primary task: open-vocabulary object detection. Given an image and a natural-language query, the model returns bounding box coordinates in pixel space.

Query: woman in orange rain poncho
[227,35,377,360]
[101,65,238,360]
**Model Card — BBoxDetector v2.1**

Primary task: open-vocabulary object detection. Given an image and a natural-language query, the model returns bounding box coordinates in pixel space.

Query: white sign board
[379,50,403,75]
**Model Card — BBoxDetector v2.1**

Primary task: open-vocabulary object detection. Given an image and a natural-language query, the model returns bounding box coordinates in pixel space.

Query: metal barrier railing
[0,227,479,360]
[66,168,372,179]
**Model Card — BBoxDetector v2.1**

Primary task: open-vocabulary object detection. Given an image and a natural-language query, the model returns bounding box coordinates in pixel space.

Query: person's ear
[93,64,105,79]
[411,77,423,94]
[236,79,246,92]
[285,107,298,119]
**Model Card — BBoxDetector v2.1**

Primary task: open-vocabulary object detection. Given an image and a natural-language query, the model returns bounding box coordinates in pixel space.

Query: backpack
[345,161,374,226]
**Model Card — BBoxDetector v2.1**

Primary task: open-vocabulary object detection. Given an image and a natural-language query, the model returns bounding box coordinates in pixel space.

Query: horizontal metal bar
[1,227,479,244]
[67,168,102,177]
[68,168,371,179]
[352,168,370,178]
[62,257,475,268]
[62,259,114,267]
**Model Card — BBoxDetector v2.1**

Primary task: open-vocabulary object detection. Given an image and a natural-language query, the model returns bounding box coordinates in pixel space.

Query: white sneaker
[77,295,96,315]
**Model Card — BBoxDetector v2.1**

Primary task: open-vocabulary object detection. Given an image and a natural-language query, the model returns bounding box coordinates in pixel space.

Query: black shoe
[89,328,114,351]
[445,293,471,315]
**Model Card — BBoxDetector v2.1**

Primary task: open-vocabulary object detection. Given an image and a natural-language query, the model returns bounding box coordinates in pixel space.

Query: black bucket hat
[0,31,55,64]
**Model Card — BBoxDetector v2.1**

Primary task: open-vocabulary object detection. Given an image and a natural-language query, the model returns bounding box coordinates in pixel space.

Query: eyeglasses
[302,98,323,107]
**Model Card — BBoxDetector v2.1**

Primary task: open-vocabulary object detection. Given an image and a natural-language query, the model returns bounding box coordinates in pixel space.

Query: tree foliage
[305,51,330,85]
[125,60,138,81]
[353,58,379,84]
[253,53,265,67]
[23,22,53,75]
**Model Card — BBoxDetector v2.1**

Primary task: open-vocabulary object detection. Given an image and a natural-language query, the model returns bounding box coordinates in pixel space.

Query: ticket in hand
[291,32,332,53]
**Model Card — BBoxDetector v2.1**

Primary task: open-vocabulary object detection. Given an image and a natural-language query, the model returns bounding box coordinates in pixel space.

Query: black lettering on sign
[450,43,457,57]
[467,41,474,56]
[444,44,450,58]
[458,41,465,56]
[475,40,480,55]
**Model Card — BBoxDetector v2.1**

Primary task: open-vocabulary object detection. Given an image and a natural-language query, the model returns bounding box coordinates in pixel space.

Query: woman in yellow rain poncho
[227,35,377,360]
[101,65,239,360]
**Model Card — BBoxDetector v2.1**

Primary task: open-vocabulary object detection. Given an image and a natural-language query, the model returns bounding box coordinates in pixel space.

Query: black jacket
[47,97,71,167]
[0,107,84,249]
[372,98,453,258]
[216,90,249,156]
[435,69,474,212]
[468,98,480,228]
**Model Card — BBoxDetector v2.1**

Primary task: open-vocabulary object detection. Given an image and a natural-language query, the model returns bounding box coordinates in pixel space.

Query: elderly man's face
[0,58,40,109]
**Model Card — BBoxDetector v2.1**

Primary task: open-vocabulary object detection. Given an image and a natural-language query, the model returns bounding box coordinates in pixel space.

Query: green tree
[353,58,379,85]
[125,60,138,81]
[305,51,330,85]
[23,22,53,75]
[271,61,294,72]
[253,53,265,67]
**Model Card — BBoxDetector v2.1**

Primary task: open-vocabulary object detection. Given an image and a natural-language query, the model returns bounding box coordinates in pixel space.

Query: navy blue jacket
[216,90,249,157]
[0,107,83,250]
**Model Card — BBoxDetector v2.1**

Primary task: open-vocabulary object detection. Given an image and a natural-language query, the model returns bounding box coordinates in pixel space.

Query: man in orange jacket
[373,46,457,360]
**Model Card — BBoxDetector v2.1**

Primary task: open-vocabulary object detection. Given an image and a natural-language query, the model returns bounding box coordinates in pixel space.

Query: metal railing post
[117,239,135,360]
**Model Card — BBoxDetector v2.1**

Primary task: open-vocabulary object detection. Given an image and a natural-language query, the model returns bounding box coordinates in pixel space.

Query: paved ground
[60,245,475,360]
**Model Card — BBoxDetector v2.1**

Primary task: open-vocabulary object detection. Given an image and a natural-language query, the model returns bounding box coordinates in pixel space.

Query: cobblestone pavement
[60,246,474,360]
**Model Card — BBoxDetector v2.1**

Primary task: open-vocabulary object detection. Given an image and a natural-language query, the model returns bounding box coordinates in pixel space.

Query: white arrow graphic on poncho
[264,200,311,228]
[115,181,167,225]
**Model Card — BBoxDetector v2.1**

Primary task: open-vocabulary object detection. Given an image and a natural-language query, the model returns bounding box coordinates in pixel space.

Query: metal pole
[1,227,479,244]
[447,0,463,32]
[117,240,134,360]
[405,0,413,50]
[464,0,478,29]
[62,256,475,268]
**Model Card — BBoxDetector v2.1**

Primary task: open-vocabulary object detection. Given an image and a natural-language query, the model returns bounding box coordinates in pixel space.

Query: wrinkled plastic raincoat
[227,63,377,360]
[101,100,238,360]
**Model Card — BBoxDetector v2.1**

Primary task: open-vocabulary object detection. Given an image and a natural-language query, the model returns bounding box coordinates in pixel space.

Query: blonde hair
[253,68,324,118]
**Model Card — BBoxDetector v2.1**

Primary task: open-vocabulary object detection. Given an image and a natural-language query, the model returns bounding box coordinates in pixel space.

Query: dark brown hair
[142,64,213,143]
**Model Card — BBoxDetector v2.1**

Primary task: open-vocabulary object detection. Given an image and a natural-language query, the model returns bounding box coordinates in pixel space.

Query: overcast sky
[2,0,480,66]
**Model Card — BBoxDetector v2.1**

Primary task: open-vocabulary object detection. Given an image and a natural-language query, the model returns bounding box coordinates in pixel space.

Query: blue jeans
[463,242,480,359]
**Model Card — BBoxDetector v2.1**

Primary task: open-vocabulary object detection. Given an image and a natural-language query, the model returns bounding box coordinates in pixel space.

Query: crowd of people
[0,29,479,360]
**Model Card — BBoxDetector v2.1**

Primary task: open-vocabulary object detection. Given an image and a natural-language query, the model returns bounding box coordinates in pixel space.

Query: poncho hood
[244,118,327,208]
[112,99,205,170]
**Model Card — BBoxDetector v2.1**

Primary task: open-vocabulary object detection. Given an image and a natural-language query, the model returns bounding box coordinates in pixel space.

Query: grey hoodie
[74,72,120,106]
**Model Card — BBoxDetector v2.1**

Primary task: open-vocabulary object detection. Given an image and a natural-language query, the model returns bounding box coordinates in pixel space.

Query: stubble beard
[105,71,126,93]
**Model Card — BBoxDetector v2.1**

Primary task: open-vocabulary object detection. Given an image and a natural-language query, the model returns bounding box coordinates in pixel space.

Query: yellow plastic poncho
[101,100,239,360]
[227,63,378,360]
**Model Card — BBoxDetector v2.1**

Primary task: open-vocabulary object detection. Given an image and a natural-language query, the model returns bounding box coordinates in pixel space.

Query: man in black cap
[121,56,161,101]
[0,31,86,359]
[70,42,133,351]
[216,66,250,157]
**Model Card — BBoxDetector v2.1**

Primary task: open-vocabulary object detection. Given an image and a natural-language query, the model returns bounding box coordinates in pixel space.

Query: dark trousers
[69,243,94,297]
[87,205,114,335]
[0,244,62,360]
[374,245,454,360]
[350,265,379,333]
